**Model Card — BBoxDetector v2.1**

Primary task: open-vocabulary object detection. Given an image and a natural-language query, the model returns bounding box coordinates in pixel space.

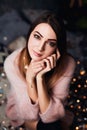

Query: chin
[32,56,42,61]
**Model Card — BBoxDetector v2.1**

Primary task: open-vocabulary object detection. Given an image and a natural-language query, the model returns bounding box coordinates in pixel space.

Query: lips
[33,50,42,57]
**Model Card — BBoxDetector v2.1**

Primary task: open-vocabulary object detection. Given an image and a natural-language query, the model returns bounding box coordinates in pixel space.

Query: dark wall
[0,0,87,67]
[0,0,61,15]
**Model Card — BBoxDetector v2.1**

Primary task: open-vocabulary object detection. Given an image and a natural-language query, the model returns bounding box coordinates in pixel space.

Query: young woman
[4,11,76,130]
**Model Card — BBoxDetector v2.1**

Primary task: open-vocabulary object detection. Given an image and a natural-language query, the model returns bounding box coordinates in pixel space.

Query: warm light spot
[84,84,87,88]
[0,93,3,98]
[77,61,80,65]
[75,126,79,130]
[78,84,81,88]
[78,105,81,109]
[70,105,74,108]
[77,99,80,103]
[86,80,87,83]
[73,78,77,82]
[83,109,86,112]
[75,89,78,93]
[80,69,86,75]
[83,96,87,99]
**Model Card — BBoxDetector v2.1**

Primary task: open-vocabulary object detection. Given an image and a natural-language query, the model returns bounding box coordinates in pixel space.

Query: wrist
[26,77,35,84]
[36,74,45,81]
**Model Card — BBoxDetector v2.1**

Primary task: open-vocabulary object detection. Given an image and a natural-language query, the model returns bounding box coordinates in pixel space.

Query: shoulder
[4,48,23,66]
[63,54,76,77]
[4,48,23,74]
[52,55,76,89]
[65,54,76,66]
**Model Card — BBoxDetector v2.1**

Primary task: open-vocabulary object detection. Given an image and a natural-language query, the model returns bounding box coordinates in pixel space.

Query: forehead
[32,23,57,39]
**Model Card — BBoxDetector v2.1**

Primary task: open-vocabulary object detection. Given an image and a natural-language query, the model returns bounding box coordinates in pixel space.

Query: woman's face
[28,23,57,61]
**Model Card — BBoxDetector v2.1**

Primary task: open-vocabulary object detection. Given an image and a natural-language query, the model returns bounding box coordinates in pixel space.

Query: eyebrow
[35,31,57,42]
[35,31,43,38]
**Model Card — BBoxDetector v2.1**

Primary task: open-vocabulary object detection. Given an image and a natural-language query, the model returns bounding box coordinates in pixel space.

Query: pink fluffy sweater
[4,48,75,127]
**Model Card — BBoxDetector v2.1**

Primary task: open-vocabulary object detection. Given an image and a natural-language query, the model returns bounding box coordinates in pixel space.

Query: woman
[4,11,76,130]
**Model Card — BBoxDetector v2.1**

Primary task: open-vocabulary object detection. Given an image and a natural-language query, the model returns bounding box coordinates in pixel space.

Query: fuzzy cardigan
[4,48,75,127]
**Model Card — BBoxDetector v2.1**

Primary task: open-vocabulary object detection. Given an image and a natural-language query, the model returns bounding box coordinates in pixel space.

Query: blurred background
[0,0,87,130]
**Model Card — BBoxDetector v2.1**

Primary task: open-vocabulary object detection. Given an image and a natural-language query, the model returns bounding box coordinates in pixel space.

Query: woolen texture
[4,48,75,127]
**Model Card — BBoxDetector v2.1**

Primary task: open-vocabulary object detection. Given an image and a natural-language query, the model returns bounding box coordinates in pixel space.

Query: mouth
[33,50,42,57]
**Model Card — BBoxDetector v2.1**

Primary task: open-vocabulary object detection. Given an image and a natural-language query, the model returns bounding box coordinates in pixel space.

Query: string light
[78,84,81,88]
[83,108,86,112]
[3,36,8,41]
[76,99,80,103]
[77,60,80,65]
[70,104,74,109]
[0,56,87,129]
[72,77,77,82]
[24,65,28,70]
[0,93,3,98]
[75,126,79,130]
[84,84,87,88]
[75,89,78,93]
[77,105,81,109]
[83,96,87,99]
[86,80,87,84]
[80,68,86,75]
[75,125,87,130]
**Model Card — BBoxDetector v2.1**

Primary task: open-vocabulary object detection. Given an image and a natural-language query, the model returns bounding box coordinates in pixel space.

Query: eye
[48,42,56,47]
[34,34,41,40]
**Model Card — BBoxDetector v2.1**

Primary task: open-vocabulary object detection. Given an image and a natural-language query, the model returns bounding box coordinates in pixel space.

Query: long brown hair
[18,11,69,88]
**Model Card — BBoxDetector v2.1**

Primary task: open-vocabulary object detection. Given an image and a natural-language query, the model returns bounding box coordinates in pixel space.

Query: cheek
[45,48,56,56]
[28,38,35,51]
[50,47,57,54]
[27,42,32,56]
[28,37,39,49]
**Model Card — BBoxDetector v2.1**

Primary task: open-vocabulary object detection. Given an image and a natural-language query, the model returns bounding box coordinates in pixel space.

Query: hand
[56,48,61,60]
[26,60,44,82]
[36,54,56,78]
[36,49,61,78]
[26,49,61,81]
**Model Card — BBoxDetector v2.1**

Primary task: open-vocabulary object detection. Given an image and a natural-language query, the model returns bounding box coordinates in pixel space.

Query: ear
[56,49,61,60]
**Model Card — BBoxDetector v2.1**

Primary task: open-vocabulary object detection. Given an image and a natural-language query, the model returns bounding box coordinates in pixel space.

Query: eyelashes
[33,33,57,48]
[48,42,56,47]
[34,34,41,40]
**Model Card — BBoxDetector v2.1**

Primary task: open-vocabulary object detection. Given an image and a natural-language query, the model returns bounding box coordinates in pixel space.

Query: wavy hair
[18,11,69,88]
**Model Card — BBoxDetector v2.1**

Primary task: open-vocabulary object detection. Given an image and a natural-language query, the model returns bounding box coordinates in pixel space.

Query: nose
[38,41,45,51]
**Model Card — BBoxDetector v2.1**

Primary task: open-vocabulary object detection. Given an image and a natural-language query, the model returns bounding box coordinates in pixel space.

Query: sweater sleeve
[4,50,39,127]
[39,57,76,123]
[5,89,24,127]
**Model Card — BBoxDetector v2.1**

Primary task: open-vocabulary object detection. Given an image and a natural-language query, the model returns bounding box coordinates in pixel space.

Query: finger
[32,65,43,75]
[47,54,56,68]
[32,63,44,70]
[52,54,57,67]
[47,56,54,68]
[31,60,42,68]
[43,59,51,71]
[30,61,44,74]
[34,67,43,73]
[56,49,61,59]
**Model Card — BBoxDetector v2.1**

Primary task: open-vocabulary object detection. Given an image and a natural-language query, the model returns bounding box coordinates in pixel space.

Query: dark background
[0,1,87,129]
[0,0,87,65]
